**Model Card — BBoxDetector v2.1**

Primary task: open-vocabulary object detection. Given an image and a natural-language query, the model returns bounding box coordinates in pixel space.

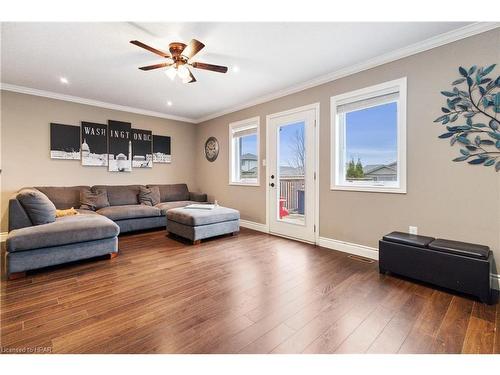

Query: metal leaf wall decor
[435,64,500,172]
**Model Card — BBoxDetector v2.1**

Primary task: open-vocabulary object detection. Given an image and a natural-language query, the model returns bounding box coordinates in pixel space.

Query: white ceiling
[1,22,476,122]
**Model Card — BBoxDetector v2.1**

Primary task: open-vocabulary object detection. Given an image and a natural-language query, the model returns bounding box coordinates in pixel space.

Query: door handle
[269,183,275,187]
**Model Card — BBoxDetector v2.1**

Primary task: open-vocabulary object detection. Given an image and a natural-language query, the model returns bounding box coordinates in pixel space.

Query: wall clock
[204,137,219,162]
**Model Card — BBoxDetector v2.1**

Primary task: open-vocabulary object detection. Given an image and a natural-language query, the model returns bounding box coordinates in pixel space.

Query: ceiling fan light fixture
[181,75,193,84]
[131,38,228,84]
[177,64,190,80]
[165,66,177,80]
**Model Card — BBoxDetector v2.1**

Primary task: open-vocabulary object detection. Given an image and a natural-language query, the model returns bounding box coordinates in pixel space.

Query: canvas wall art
[50,123,81,160]
[153,135,171,163]
[132,128,153,168]
[81,121,108,166]
[108,120,132,172]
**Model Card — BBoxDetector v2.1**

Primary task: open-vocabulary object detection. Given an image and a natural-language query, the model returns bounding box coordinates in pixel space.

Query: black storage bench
[379,232,492,304]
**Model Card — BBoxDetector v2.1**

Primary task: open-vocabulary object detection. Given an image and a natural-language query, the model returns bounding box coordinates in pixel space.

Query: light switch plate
[409,226,418,235]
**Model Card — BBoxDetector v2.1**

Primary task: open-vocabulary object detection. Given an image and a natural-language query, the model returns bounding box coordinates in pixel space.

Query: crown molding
[0,83,197,123]
[194,22,500,123]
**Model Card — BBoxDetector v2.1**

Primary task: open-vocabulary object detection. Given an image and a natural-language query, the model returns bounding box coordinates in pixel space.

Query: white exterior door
[267,105,317,243]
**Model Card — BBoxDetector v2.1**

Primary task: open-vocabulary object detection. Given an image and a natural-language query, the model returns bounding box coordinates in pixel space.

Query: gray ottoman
[166,206,240,244]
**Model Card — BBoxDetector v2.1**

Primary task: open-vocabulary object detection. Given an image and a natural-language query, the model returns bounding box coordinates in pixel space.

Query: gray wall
[0,91,198,231]
[195,29,500,273]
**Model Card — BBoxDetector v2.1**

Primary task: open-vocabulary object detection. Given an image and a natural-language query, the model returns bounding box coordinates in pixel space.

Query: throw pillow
[139,186,160,206]
[17,188,57,225]
[80,188,110,211]
[56,207,79,217]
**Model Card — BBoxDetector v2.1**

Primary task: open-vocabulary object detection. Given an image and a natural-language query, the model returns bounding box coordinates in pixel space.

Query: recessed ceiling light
[60,77,69,84]
[232,66,240,73]
[167,101,173,107]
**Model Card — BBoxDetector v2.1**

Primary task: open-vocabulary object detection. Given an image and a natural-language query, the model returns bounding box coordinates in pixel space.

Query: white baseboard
[0,232,7,243]
[318,236,379,260]
[239,220,269,233]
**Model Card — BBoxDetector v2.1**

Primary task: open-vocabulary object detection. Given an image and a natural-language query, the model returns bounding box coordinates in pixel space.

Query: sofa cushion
[148,184,189,202]
[428,238,490,260]
[35,186,89,209]
[80,187,110,211]
[76,208,100,215]
[6,214,119,252]
[97,205,161,221]
[382,231,435,248]
[189,192,208,202]
[167,206,240,226]
[155,201,198,215]
[139,186,161,206]
[17,189,57,226]
[93,185,141,206]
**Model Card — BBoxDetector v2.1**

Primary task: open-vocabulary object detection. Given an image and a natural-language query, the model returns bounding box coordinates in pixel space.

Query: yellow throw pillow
[55,207,79,218]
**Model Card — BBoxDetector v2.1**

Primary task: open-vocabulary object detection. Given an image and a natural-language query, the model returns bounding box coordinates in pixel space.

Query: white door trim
[265,102,320,244]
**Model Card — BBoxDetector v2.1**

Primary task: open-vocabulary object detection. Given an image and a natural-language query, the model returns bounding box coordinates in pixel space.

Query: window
[331,78,407,193]
[229,117,260,185]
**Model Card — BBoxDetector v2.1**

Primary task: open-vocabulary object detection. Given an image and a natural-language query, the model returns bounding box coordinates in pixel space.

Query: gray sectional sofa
[6,184,207,279]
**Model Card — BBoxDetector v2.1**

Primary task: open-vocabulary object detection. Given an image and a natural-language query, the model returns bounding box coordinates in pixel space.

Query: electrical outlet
[409,226,418,235]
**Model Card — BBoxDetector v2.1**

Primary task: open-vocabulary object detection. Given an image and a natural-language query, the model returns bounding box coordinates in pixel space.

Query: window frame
[228,116,260,186]
[330,77,407,194]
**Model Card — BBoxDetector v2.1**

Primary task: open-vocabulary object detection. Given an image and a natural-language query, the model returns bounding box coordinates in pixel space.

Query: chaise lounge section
[7,213,120,279]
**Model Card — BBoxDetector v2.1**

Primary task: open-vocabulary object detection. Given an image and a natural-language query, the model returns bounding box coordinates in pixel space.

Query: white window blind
[232,125,257,138]
[336,91,399,114]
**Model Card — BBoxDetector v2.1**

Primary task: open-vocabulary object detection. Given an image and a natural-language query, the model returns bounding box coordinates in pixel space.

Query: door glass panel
[277,121,305,225]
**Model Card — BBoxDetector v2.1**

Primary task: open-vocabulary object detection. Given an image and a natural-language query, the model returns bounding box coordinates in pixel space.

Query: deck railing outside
[279,175,305,214]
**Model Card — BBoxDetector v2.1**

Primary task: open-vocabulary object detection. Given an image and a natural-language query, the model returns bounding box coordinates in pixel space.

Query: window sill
[330,184,406,194]
[229,182,260,187]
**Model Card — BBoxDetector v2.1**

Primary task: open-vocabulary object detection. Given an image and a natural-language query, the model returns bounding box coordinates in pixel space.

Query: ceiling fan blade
[182,67,197,84]
[130,40,170,58]
[181,39,205,59]
[191,62,228,73]
[138,62,171,71]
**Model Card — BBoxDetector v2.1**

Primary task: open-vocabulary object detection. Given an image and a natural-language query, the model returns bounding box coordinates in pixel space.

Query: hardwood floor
[1,228,498,354]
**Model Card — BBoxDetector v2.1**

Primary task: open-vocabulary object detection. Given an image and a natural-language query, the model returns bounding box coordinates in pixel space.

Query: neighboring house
[241,153,257,172]
[240,153,258,178]
[363,162,397,181]
[279,165,303,177]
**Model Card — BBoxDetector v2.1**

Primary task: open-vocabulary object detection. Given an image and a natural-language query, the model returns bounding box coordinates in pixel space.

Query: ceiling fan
[130,39,228,83]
